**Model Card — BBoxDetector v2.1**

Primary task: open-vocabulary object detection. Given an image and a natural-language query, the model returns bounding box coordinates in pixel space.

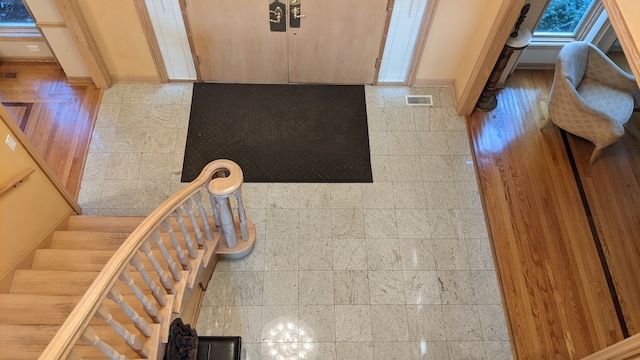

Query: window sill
[0,27,42,41]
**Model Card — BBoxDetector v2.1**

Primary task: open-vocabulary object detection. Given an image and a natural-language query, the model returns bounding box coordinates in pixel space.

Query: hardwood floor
[0,62,101,199]
[468,69,640,359]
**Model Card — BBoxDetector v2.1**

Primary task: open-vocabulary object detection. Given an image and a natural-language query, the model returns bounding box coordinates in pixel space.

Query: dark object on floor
[182,83,373,183]
[197,336,242,360]
[164,318,198,360]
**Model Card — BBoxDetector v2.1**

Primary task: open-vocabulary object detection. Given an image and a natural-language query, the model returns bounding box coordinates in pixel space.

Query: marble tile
[429,210,463,239]
[123,83,156,104]
[332,239,367,270]
[466,239,495,271]
[78,179,103,209]
[266,209,299,239]
[388,131,420,155]
[82,152,109,180]
[223,306,262,342]
[438,271,476,305]
[149,104,182,128]
[441,108,466,131]
[137,153,174,180]
[413,107,433,131]
[227,271,264,306]
[410,341,450,360]
[153,83,189,105]
[484,341,514,360]
[89,126,116,153]
[265,238,299,270]
[101,83,126,104]
[368,130,389,155]
[450,155,477,182]
[393,182,426,209]
[104,152,141,180]
[333,270,370,305]
[396,210,431,239]
[460,210,488,238]
[100,179,138,208]
[298,209,331,239]
[196,306,226,336]
[446,130,472,155]
[368,271,405,304]
[203,271,230,306]
[420,155,454,182]
[403,271,441,304]
[447,341,486,360]
[263,271,298,306]
[477,305,509,340]
[370,155,392,181]
[442,305,483,341]
[365,87,385,108]
[299,271,334,305]
[144,127,178,154]
[331,209,364,239]
[424,181,458,209]
[298,184,331,208]
[134,179,170,209]
[434,239,470,270]
[366,239,402,270]
[334,305,372,341]
[242,183,269,210]
[299,305,335,342]
[95,103,120,128]
[406,305,446,341]
[336,342,373,360]
[364,209,398,239]
[389,155,423,182]
[471,271,501,305]
[385,107,415,130]
[261,305,299,343]
[361,182,395,209]
[417,131,449,156]
[330,184,362,208]
[301,343,336,360]
[399,239,436,271]
[118,103,151,128]
[370,304,409,341]
[299,239,333,270]
[373,341,412,360]
[241,343,262,360]
[456,181,483,210]
[224,236,265,272]
[267,184,299,209]
[262,343,298,360]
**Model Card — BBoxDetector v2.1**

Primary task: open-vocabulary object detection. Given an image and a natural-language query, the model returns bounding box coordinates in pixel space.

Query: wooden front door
[185,0,388,84]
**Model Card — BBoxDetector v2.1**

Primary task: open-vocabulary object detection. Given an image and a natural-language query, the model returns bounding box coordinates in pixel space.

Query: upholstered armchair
[541,41,638,164]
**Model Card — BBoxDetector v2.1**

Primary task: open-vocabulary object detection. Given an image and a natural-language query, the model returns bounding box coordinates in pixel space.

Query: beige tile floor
[78,83,512,360]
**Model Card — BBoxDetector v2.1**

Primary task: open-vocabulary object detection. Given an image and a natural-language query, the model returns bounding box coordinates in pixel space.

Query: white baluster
[184,198,205,247]
[193,191,213,240]
[107,286,153,336]
[214,195,238,248]
[119,269,163,323]
[95,304,150,358]
[150,230,182,282]
[234,187,249,241]
[208,191,222,232]
[81,326,129,360]
[171,211,198,259]
[140,240,175,294]
[161,220,191,271]
[129,254,166,307]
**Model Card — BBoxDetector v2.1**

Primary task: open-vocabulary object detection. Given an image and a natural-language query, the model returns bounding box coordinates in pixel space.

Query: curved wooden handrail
[0,167,34,197]
[38,160,233,360]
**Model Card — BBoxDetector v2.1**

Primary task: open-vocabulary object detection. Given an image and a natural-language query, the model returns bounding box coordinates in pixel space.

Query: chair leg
[590,146,603,165]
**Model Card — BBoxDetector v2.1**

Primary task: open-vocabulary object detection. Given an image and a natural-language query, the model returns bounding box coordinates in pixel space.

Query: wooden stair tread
[0,324,143,360]
[51,231,130,250]
[66,216,146,232]
[10,270,99,295]
[32,249,115,271]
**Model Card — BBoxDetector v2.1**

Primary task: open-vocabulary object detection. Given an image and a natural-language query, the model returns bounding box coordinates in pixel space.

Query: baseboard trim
[0,56,57,62]
[0,211,72,293]
[413,78,455,87]
[66,76,93,83]
[110,74,162,83]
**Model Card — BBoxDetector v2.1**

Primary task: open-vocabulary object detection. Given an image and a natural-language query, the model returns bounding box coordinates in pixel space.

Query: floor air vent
[405,95,433,106]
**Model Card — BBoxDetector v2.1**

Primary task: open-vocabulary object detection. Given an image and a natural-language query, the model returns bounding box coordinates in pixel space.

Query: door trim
[373,0,394,85]
[180,0,203,81]
[406,0,439,86]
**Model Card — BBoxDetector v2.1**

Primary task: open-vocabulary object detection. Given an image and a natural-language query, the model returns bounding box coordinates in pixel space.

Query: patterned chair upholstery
[542,41,638,164]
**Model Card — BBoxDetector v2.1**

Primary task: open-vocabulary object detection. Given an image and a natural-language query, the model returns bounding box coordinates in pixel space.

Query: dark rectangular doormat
[181,83,373,183]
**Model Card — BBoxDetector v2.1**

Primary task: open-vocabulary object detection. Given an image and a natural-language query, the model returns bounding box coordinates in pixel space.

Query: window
[0,0,34,26]
[534,0,603,40]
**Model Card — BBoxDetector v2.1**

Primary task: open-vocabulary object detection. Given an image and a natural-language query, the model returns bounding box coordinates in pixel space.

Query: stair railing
[38,159,256,360]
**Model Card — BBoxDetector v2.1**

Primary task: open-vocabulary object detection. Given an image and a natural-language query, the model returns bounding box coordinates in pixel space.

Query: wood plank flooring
[0,62,101,199]
[468,69,640,359]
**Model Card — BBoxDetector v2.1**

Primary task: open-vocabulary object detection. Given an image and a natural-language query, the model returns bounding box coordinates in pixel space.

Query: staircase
[0,216,146,360]
[0,160,256,360]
